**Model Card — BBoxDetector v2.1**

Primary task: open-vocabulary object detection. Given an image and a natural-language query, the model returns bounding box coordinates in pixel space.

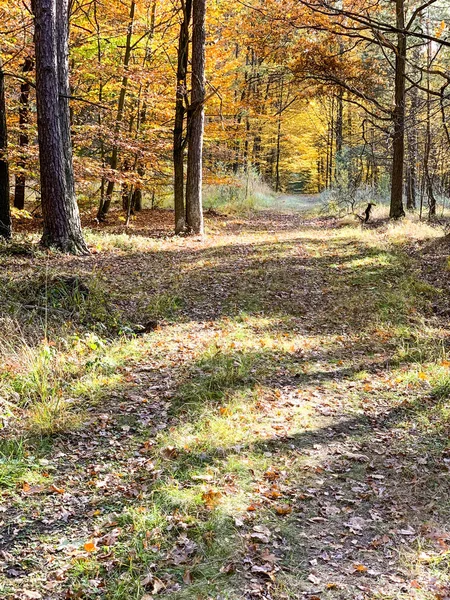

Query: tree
[390,0,406,218]
[96,0,136,221]
[33,0,88,253]
[0,57,11,240]
[185,0,206,235]
[173,0,192,234]
[14,56,33,210]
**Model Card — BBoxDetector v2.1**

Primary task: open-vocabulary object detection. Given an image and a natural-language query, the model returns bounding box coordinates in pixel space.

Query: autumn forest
[1,1,450,599]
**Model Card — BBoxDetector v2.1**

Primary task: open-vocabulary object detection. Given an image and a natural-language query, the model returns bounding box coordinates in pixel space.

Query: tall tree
[14,56,33,210]
[185,0,206,234]
[97,0,136,221]
[390,0,406,218]
[33,0,88,253]
[0,57,11,240]
[173,0,192,234]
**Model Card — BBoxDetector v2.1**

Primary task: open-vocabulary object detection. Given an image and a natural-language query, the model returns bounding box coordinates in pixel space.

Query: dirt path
[1,213,450,600]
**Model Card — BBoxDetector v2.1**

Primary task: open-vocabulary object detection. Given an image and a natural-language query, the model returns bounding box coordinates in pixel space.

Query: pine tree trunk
[0,58,11,240]
[389,0,406,219]
[174,0,192,234]
[33,0,88,253]
[14,57,33,210]
[185,0,205,235]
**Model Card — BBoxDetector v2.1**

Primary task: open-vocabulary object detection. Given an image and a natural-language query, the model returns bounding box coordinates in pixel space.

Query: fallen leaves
[201,488,222,509]
[83,541,97,553]
[353,564,368,573]
[274,504,292,515]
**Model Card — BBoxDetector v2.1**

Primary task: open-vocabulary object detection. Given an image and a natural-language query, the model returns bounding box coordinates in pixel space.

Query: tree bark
[14,57,33,210]
[185,0,205,234]
[174,0,192,234]
[0,58,11,240]
[33,0,88,253]
[389,0,406,219]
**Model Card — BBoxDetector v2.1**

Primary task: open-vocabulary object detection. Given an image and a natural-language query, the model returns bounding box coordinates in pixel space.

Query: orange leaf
[202,489,222,509]
[50,484,65,494]
[264,469,280,481]
[353,564,367,572]
[84,541,97,552]
[274,504,292,516]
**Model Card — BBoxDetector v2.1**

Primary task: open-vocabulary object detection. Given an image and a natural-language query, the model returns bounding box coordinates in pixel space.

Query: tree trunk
[97,0,136,221]
[33,0,88,253]
[389,0,406,219]
[0,58,11,240]
[174,0,192,234]
[56,0,76,206]
[425,31,436,218]
[14,56,33,210]
[185,0,205,235]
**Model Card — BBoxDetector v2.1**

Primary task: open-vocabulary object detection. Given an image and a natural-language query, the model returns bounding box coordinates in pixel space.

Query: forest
[1,1,450,599]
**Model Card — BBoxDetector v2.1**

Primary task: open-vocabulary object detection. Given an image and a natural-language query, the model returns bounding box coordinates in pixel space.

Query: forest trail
[275,194,323,212]
[1,212,450,600]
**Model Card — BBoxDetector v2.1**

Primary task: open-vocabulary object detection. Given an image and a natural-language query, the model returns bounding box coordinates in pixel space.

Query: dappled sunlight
[2,213,450,599]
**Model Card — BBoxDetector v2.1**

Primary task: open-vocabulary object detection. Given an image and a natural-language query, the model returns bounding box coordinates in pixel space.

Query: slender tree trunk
[275,113,282,192]
[174,0,192,233]
[335,88,343,181]
[185,0,205,235]
[56,0,76,206]
[425,31,436,218]
[14,57,33,210]
[93,0,107,217]
[406,49,419,211]
[33,0,88,253]
[97,0,136,221]
[0,58,11,240]
[390,0,406,219]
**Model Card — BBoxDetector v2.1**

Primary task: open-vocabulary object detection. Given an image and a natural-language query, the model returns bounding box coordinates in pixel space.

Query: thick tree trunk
[0,59,11,240]
[185,0,205,234]
[174,0,192,234]
[97,0,135,221]
[33,0,88,253]
[132,187,142,212]
[14,57,33,210]
[389,0,406,219]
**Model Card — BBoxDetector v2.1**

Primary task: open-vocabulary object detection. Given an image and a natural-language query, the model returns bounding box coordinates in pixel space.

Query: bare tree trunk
[275,76,284,193]
[406,49,419,211]
[56,0,75,206]
[97,0,136,221]
[33,0,88,253]
[335,88,343,182]
[389,0,406,219]
[0,58,11,240]
[14,56,33,210]
[185,0,205,235]
[93,0,107,217]
[425,30,436,218]
[174,0,192,234]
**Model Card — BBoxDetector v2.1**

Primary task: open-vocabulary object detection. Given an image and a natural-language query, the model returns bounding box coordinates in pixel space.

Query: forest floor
[1,208,450,600]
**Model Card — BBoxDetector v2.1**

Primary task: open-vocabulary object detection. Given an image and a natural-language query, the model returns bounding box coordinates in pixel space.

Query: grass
[1,210,450,599]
